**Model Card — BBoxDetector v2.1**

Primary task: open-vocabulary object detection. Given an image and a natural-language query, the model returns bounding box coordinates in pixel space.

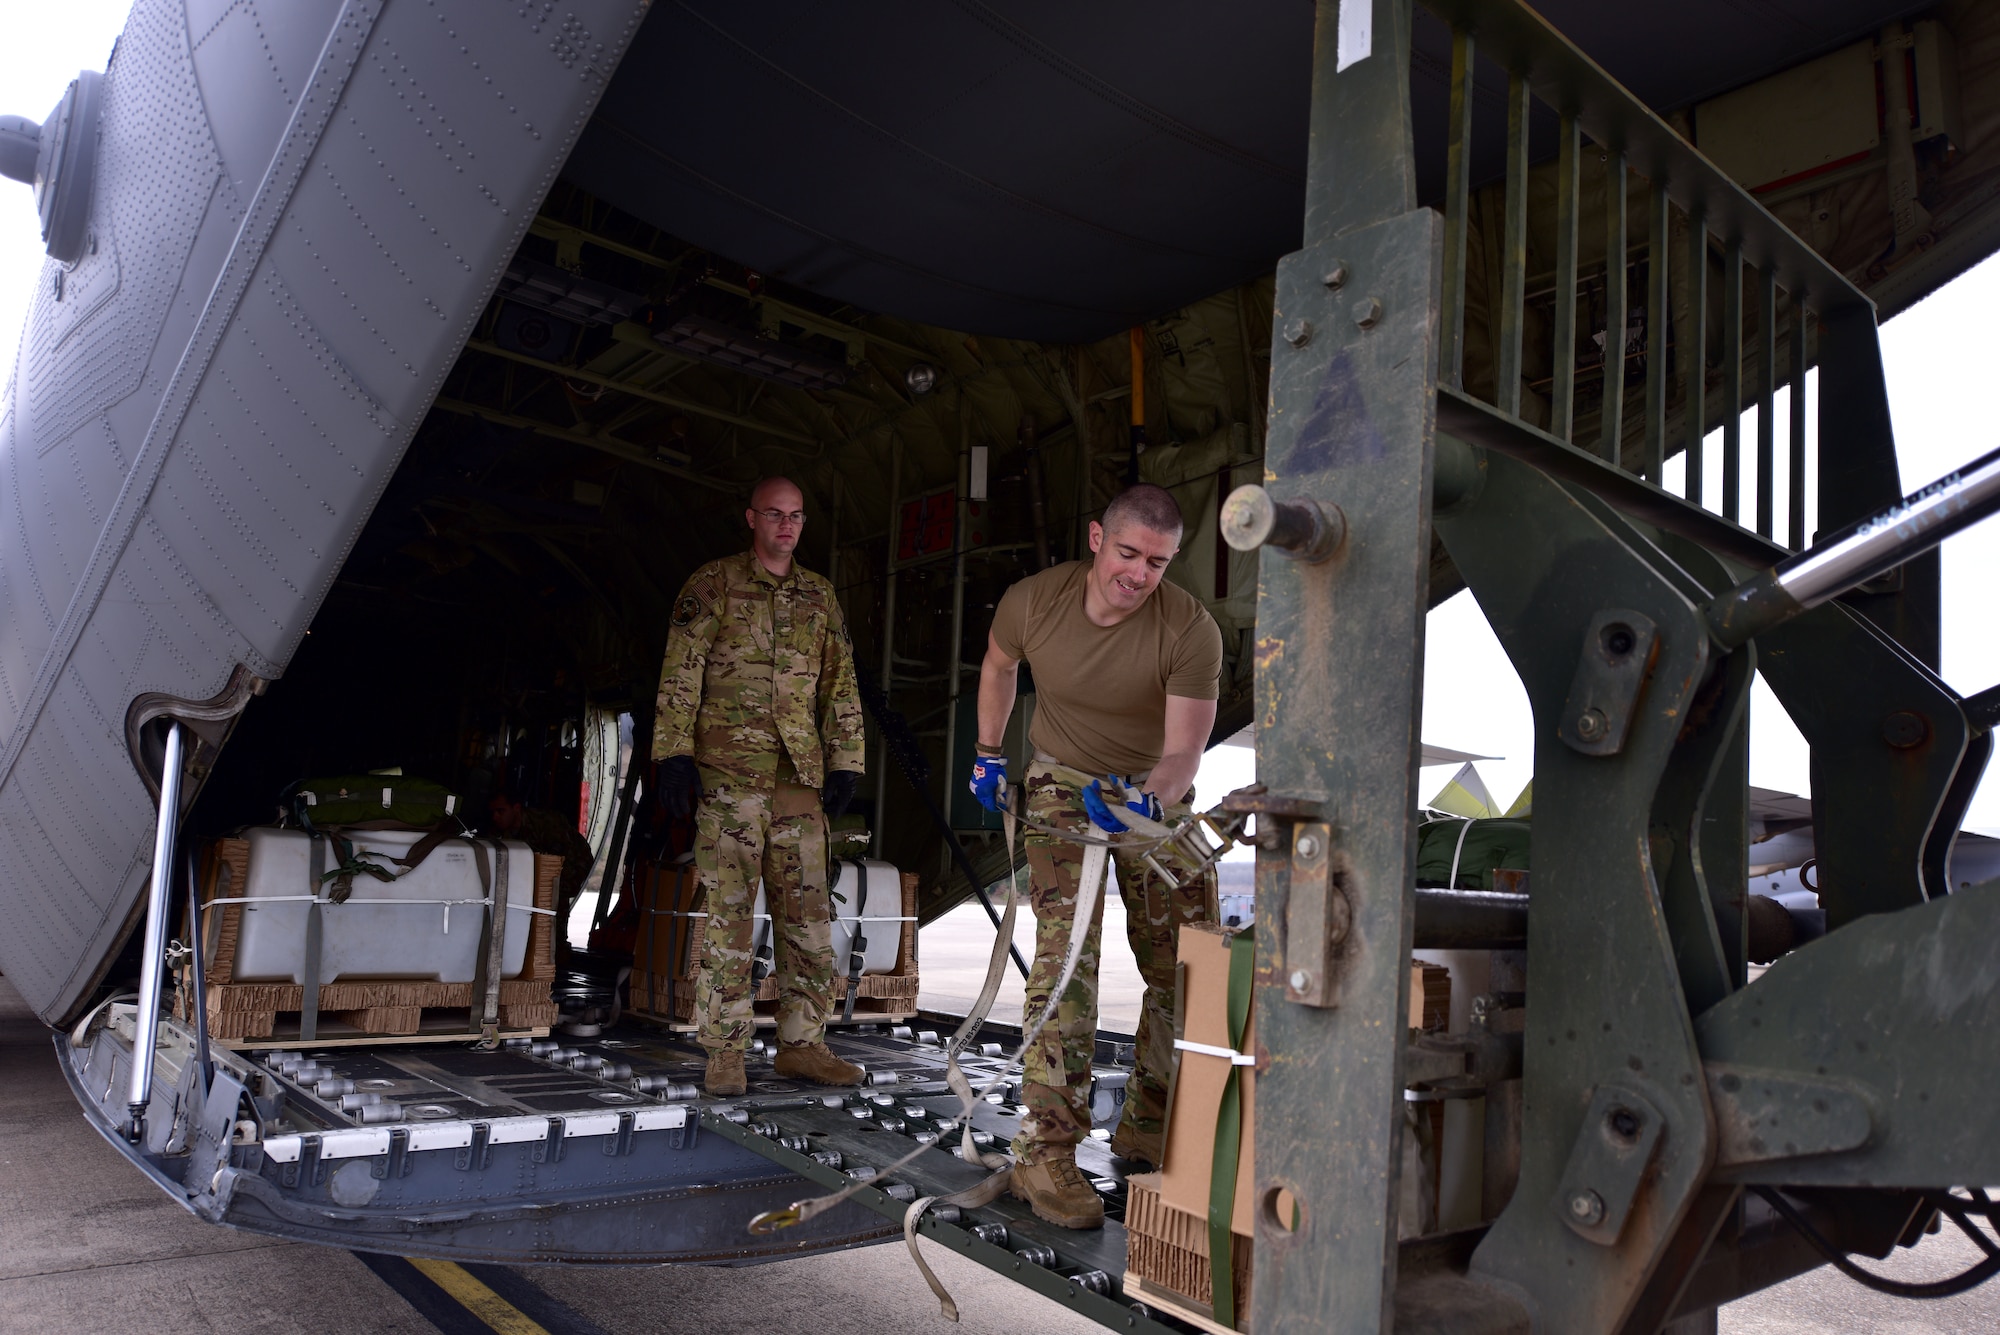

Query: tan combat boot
[773,1040,864,1086]
[704,1047,747,1097]
[1009,1151,1105,1229]
[1109,1124,1162,1171]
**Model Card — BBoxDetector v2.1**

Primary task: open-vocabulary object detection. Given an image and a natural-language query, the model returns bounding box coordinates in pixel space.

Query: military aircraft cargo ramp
[8,0,2000,1332]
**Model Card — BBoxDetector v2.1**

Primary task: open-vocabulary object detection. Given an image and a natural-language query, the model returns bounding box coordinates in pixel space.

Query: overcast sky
[5,4,1997,833]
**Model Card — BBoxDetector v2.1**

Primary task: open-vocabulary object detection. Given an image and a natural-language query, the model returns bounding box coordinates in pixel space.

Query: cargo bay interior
[42,0,2000,1329]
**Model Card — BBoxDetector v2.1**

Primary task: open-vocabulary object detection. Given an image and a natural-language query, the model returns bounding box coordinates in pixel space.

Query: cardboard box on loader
[1124,922,1259,1333]
[1125,924,1452,1332]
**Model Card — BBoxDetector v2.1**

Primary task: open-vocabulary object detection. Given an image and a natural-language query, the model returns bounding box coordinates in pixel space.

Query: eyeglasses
[752,508,807,525]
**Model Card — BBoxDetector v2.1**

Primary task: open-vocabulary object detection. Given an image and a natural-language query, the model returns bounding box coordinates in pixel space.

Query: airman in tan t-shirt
[967,482,1222,1229]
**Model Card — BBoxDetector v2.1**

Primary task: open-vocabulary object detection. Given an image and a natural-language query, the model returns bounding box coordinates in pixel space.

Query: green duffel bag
[1415,816,1530,890]
[288,773,463,831]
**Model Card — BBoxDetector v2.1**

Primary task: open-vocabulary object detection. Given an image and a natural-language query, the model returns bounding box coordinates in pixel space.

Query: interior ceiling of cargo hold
[191,0,2000,949]
[562,0,1938,343]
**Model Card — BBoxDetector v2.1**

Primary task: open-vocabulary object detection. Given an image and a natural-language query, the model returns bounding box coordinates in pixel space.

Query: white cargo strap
[1448,817,1476,892]
[752,783,1167,1324]
[901,802,1114,1323]
[1175,1038,1258,1065]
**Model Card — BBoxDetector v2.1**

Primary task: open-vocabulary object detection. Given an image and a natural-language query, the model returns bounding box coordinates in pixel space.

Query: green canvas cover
[293,774,461,830]
[1415,817,1530,890]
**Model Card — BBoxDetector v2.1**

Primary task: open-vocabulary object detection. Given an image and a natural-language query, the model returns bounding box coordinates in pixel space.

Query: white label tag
[1337,0,1373,72]
[382,787,393,807]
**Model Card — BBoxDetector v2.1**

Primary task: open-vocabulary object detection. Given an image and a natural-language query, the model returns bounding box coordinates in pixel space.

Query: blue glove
[1081,777,1161,832]
[968,754,1009,812]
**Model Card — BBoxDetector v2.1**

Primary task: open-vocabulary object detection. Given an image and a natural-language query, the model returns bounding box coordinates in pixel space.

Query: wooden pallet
[198,836,562,1045]
[626,869,921,1028]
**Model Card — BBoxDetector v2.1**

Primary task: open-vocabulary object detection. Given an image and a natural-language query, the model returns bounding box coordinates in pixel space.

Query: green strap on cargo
[1208,929,1255,1330]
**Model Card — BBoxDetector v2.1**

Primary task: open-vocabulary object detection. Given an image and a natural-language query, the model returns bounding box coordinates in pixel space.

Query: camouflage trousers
[693,776,835,1053]
[1012,764,1213,1166]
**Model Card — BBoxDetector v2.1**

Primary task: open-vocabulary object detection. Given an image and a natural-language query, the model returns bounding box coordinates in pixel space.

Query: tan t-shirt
[990,561,1223,778]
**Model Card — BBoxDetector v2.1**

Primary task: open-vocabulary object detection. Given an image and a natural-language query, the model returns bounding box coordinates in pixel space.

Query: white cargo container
[229,827,538,985]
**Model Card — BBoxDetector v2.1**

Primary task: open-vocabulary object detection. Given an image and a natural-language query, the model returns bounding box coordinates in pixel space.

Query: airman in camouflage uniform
[653,478,866,1091]
[1017,766,1212,1165]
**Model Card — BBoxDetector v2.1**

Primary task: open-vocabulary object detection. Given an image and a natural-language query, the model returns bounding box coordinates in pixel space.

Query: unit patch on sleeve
[672,594,702,628]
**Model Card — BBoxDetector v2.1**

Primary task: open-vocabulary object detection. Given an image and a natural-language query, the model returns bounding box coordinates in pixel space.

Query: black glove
[821,770,860,819]
[654,755,700,822]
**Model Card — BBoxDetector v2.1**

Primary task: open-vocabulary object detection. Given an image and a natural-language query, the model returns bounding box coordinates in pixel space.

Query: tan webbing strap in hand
[903,801,1116,1323]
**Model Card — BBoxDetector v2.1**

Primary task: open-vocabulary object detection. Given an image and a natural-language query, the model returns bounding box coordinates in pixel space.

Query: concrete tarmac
[3,975,1995,1334]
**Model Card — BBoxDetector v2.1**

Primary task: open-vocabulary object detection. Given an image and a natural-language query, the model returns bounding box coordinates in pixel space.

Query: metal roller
[884,1182,918,1202]
[779,1134,810,1153]
[848,1106,874,1119]
[968,1223,1009,1247]
[1413,887,1529,949]
[338,1092,383,1111]
[889,1025,914,1040]
[1013,1243,1057,1268]
[1071,1270,1112,1295]
[569,1054,604,1072]
[314,1078,356,1098]
[864,1071,899,1087]
[719,1107,751,1125]
[912,1131,940,1146]
[529,1041,560,1057]
[811,1150,843,1169]
[929,1203,962,1225]
[633,1076,699,1100]
[850,1165,879,1182]
[870,1092,897,1107]
[600,1062,633,1081]
[978,1042,1003,1058]
[751,1121,781,1138]
[877,1117,906,1133]
[356,1102,405,1124]
[916,1030,940,1045]
[820,1094,847,1109]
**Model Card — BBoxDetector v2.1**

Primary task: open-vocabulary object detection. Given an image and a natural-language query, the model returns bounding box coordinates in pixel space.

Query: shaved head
[1100,483,1184,541]
[745,476,806,575]
[748,476,804,512]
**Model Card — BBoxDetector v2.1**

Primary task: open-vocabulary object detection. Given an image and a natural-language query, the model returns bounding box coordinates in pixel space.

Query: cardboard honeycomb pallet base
[1122,1172,1251,1334]
[197,836,563,1043]
[211,1010,552,1051]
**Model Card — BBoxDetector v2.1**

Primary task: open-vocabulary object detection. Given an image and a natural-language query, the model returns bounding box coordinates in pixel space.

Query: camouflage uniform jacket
[651,550,866,788]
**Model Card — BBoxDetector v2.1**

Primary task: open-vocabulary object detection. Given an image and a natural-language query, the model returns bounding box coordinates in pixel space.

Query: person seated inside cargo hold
[487,790,596,931]
[968,482,1223,1230]
[651,476,869,1096]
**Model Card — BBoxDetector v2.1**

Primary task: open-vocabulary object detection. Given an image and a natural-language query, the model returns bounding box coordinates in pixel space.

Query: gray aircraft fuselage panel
[0,0,650,1025]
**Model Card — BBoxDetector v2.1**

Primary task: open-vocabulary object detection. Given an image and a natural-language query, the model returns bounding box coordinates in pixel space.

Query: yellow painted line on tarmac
[407,1258,553,1335]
